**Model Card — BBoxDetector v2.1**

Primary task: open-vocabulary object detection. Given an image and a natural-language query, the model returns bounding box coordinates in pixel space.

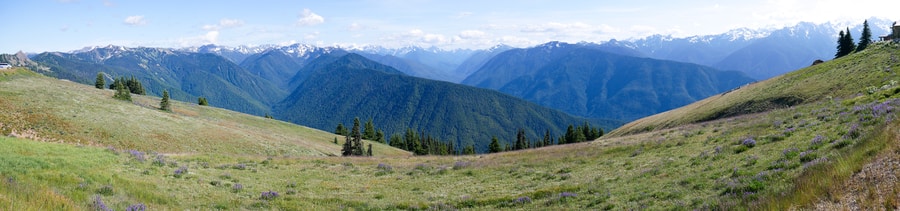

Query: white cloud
[304,31,320,40]
[457,30,485,39]
[347,22,370,31]
[219,18,244,28]
[177,31,219,47]
[123,15,146,26]
[203,18,244,31]
[454,12,473,19]
[521,22,590,33]
[296,9,324,26]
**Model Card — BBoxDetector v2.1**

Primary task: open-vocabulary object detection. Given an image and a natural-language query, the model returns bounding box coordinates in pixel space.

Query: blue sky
[2,0,896,53]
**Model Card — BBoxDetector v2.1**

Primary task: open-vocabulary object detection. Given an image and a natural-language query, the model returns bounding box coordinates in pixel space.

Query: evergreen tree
[351,118,364,156]
[564,125,576,144]
[858,20,872,52]
[112,79,132,101]
[488,136,501,153]
[375,130,385,143]
[515,128,527,150]
[95,72,105,89]
[363,119,376,140]
[367,144,373,156]
[160,90,171,111]
[463,144,476,155]
[333,137,338,144]
[335,123,347,136]
[126,76,145,95]
[389,134,404,149]
[543,129,552,146]
[198,97,208,106]
[836,28,857,59]
[264,113,273,119]
[341,134,353,156]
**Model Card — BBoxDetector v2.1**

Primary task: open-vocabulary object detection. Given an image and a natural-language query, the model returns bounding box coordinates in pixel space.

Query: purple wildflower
[742,138,756,147]
[232,183,243,192]
[260,190,279,200]
[514,196,532,204]
[93,195,111,211]
[811,135,825,145]
[376,163,393,171]
[174,166,188,177]
[152,155,165,166]
[128,150,145,162]
[559,192,577,198]
[126,203,146,211]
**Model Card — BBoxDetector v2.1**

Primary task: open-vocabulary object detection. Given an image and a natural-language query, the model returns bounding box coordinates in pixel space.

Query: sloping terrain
[0,67,408,157]
[1,43,900,210]
[276,54,618,152]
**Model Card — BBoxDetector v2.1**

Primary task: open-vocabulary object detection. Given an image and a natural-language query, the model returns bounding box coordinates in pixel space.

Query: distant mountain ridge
[275,53,620,152]
[463,42,757,121]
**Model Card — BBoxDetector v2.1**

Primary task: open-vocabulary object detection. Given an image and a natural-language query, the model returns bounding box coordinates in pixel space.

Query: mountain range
[462,41,756,121]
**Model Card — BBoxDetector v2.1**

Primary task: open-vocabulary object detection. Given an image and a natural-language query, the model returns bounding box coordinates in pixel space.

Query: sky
[2,0,897,53]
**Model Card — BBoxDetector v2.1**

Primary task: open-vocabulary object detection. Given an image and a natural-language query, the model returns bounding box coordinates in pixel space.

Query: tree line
[835,19,873,59]
[96,72,209,112]
[335,117,603,156]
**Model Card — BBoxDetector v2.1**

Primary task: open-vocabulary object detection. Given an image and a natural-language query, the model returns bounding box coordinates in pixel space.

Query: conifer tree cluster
[341,118,370,156]
[198,97,208,106]
[112,78,132,101]
[835,19,873,59]
[109,76,145,95]
[335,118,603,155]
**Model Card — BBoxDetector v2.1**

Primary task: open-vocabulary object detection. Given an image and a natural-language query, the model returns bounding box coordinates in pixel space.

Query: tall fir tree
[363,119,376,140]
[543,129,552,146]
[375,130,385,143]
[389,134,404,149]
[198,97,208,106]
[488,136,501,153]
[126,76,145,95]
[351,117,364,156]
[341,133,353,156]
[160,90,171,111]
[836,27,857,59]
[857,20,872,52]
[95,72,105,89]
[367,144,373,156]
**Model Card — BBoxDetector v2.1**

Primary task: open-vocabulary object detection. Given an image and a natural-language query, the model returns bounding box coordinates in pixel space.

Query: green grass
[2,42,900,210]
[0,68,409,157]
[610,42,900,137]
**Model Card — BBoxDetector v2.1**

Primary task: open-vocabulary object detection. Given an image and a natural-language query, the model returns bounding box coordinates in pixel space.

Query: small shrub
[783,147,800,159]
[734,145,749,154]
[96,185,114,196]
[209,181,222,186]
[799,151,818,163]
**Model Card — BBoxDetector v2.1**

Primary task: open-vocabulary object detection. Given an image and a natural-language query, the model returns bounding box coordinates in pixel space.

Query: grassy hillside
[610,42,900,137]
[3,43,900,210]
[0,67,408,157]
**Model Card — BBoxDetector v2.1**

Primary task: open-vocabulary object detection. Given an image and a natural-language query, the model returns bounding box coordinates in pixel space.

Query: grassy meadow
[1,42,900,210]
